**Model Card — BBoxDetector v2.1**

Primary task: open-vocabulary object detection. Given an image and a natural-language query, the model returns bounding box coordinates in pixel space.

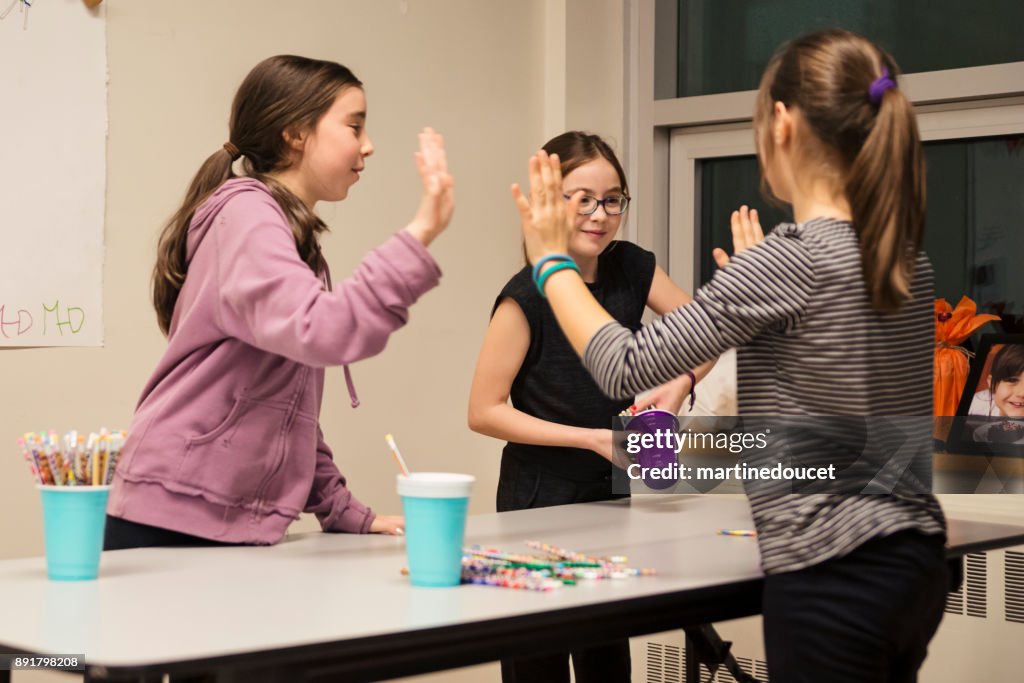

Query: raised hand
[405,127,455,247]
[712,205,764,268]
[513,151,583,265]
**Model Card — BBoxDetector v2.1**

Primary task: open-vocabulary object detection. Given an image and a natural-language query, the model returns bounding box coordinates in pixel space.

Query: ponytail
[753,30,926,314]
[151,154,332,336]
[253,173,330,290]
[845,83,925,313]
[152,147,236,335]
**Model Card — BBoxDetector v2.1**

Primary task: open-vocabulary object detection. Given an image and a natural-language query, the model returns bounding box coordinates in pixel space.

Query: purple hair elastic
[868,67,896,106]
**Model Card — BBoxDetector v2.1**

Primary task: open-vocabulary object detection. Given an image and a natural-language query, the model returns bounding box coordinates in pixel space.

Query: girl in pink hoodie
[105,55,453,548]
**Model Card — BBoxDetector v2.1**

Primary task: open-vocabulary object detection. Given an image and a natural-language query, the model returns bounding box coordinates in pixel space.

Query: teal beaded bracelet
[531,253,574,282]
[535,260,581,297]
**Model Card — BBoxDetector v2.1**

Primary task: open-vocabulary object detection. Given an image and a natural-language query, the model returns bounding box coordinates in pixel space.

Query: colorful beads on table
[457,542,657,592]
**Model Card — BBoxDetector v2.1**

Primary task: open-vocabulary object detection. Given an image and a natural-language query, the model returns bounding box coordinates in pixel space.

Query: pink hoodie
[108,178,441,544]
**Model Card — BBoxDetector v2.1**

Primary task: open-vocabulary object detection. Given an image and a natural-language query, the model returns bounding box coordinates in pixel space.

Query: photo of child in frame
[950,334,1024,454]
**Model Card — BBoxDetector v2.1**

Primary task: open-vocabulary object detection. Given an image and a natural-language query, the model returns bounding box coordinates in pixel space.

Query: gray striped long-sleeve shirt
[584,218,945,574]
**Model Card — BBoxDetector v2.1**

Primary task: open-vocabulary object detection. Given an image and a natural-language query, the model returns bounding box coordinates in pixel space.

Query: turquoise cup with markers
[38,485,109,581]
[397,473,475,587]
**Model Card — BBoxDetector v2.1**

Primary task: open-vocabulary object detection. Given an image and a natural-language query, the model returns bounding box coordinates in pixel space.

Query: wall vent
[965,552,988,618]
[947,552,988,618]
[646,642,768,683]
[1006,551,1024,624]
[945,576,963,615]
[731,656,769,682]
[645,642,682,683]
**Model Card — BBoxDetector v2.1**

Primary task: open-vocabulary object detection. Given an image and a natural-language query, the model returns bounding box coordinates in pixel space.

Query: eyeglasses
[563,193,631,216]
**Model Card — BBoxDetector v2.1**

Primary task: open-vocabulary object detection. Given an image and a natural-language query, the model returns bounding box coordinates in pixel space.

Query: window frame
[626,0,1024,289]
[666,102,1024,289]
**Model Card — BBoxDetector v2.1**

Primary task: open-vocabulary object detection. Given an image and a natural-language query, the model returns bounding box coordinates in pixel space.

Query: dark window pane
[697,156,792,285]
[695,135,1024,334]
[675,0,1024,98]
[925,136,1024,334]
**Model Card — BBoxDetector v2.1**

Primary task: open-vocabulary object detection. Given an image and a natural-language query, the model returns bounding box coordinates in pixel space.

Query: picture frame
[947,333,1024,456]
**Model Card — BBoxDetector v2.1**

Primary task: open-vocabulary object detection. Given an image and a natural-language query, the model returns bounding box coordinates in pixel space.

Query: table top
[0,495,1021,673]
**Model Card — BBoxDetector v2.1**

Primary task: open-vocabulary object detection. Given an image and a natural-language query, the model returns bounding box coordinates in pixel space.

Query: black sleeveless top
[494,241,656,481]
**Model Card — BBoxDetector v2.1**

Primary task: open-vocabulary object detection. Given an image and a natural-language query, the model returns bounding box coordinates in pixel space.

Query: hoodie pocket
[176,397,288,506]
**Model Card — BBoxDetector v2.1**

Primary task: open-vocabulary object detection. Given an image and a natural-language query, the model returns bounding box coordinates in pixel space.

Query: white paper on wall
[0,1,107,347]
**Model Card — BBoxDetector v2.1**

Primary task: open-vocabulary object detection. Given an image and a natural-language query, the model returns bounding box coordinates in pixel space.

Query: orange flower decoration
[934,297,1000,417]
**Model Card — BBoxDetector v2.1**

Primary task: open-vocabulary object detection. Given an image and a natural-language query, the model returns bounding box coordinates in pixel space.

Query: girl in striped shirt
[516,29,948,683]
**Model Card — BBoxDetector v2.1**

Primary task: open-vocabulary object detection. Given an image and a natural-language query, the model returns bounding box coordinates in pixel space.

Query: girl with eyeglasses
[467,131,711,683]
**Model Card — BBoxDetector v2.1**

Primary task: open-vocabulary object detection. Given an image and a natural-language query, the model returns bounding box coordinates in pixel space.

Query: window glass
[695,136,1024,334]
[673,0,1024,98]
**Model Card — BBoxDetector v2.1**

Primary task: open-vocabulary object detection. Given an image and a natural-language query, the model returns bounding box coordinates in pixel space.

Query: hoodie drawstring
[343,365,360,408]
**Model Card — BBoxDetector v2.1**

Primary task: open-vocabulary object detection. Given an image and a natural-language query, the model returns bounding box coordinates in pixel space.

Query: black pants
[104,515,235,550]
[762,530,948,683]
[496,456,631,683]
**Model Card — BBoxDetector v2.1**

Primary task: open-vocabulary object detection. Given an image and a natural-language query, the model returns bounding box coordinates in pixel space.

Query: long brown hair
[753,29,925,313]
[152,55,362,334]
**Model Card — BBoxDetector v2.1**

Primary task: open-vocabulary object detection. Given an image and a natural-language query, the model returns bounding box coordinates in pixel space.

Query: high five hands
[406,127,455,247]
[513,151,581,265]
[713,205,764,268]
[513,150,763,272]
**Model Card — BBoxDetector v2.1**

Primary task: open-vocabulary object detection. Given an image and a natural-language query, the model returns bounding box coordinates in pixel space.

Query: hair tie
[868,67,896,106]
[223,141,241,160]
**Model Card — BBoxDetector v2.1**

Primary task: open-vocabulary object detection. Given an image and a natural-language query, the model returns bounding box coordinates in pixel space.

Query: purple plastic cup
[627,409,680,489]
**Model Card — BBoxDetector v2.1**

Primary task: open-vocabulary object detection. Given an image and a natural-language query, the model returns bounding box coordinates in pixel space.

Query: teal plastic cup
[38,485,110,581]
[398,473,475,587]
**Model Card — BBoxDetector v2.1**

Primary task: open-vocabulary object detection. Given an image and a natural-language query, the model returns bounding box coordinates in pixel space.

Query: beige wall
[566,0,625,145]
[3,0,552,558]
[2,0,630,558]
[5,4,1023,683]
[0,2,613,681]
